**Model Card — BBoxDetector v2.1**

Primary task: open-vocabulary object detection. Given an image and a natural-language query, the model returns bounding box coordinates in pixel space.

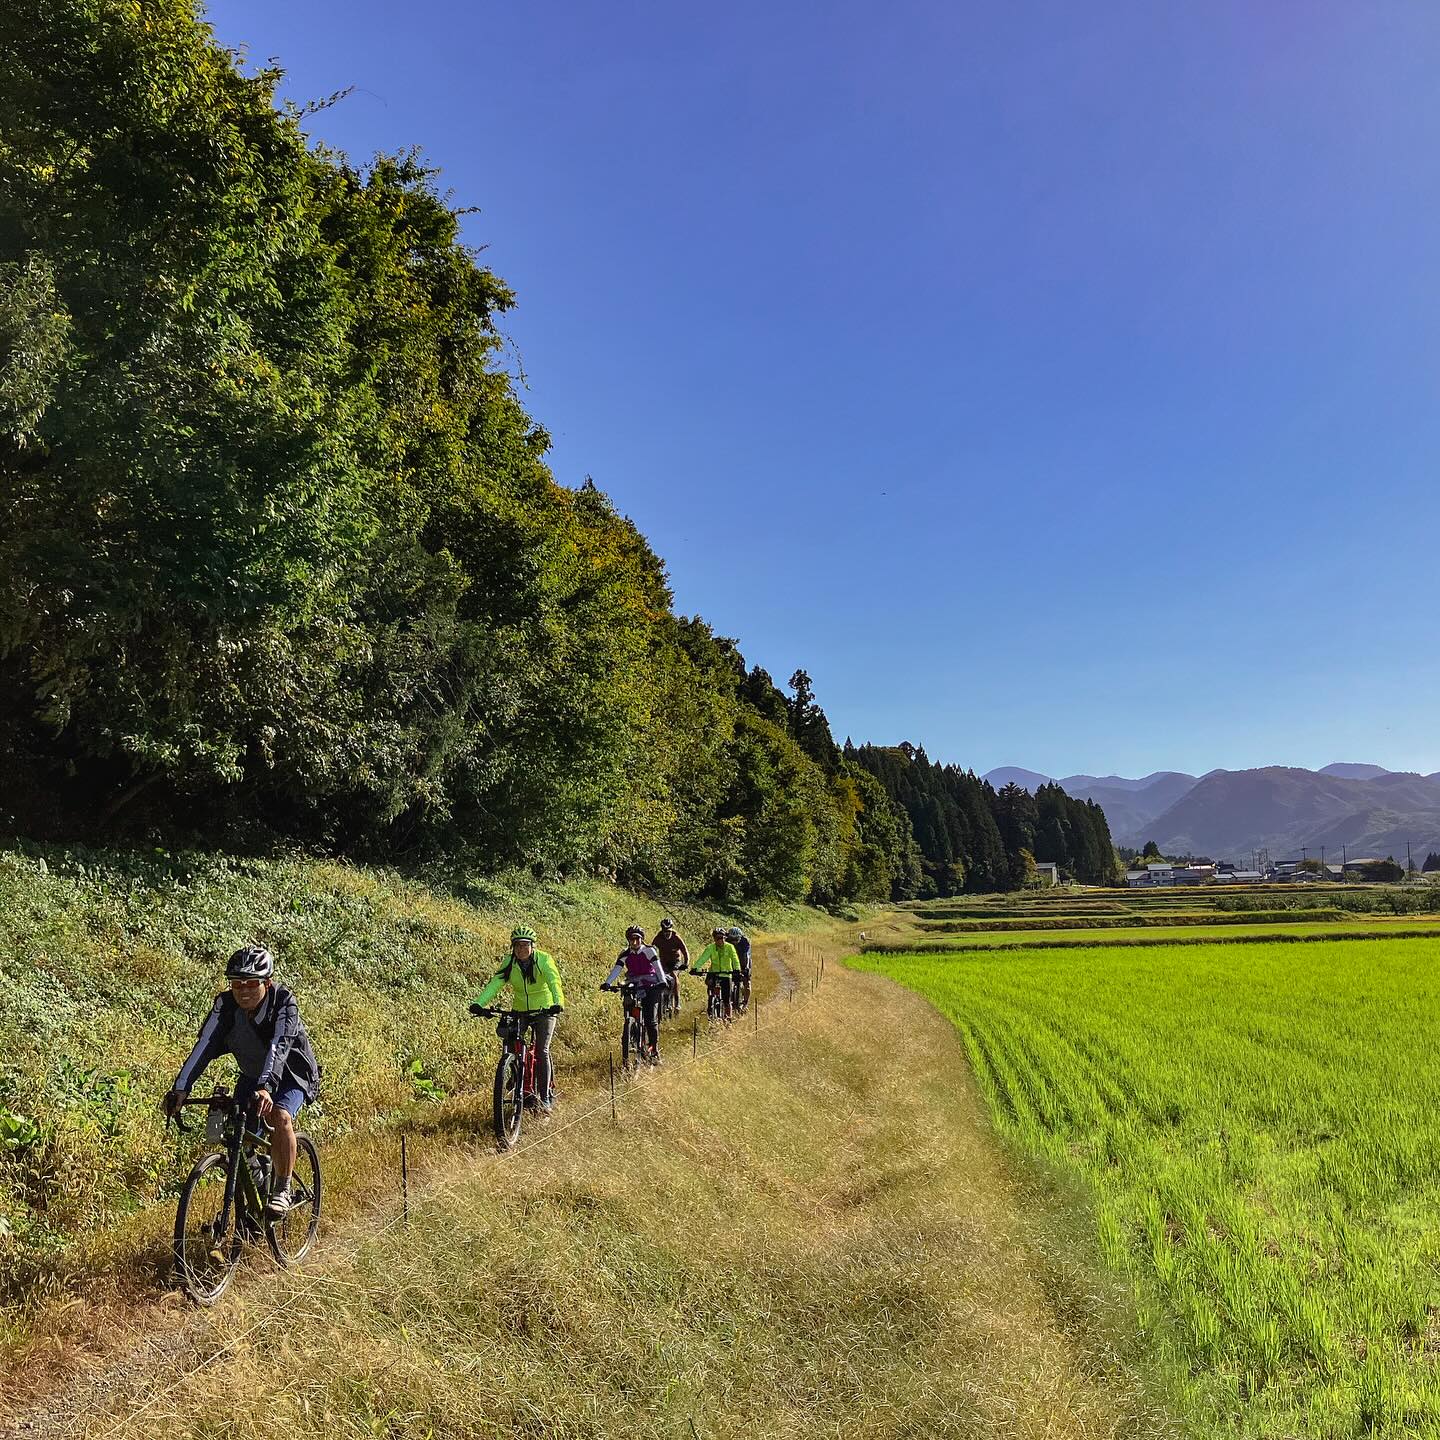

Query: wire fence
[77,934,837,1440]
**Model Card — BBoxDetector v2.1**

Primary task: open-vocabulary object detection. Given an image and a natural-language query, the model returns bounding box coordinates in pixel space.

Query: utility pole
[1408,841,1414,874]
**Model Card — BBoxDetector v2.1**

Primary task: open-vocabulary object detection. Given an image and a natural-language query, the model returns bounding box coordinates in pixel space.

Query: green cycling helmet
[511,925,538,944]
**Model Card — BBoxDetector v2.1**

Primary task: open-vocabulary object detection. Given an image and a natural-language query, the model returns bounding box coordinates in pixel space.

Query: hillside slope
[11,949,1167,1440]
[0,845,837,1303]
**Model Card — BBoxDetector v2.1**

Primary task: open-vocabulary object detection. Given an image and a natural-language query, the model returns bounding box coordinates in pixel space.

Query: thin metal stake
[693,1017,698,1057]
[609,1051,617,1123]
[400,1134,409,1225]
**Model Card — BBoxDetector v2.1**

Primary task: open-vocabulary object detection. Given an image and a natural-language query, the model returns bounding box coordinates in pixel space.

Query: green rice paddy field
[867,918,1440,952]
[857,934,1440,1437]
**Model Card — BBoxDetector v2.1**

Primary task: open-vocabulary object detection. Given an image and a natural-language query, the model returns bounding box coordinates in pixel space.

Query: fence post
[400,1134,409,1225]
[693,1017,698,1057]
[609,1051,617,1123]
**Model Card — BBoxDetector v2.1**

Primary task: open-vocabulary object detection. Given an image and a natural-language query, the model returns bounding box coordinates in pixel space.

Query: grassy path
[3,931,1168,1439]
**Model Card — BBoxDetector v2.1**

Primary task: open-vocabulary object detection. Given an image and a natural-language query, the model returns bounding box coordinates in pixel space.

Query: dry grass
[11,941,1171,1440]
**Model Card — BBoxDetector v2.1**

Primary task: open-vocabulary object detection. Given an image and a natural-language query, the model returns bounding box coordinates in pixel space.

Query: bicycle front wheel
[493,1051,524,1148]
[174,1151,241,1304]
[265,1134,322,1268]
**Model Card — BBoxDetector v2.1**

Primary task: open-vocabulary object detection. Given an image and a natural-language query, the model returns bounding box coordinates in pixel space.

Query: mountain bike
[602,983,649,1073]
[474,1007,551,1149]
[169,1089,321,1304]
[733,971,751,1016]
[694,972,730,1023]
[660,967,683,1022]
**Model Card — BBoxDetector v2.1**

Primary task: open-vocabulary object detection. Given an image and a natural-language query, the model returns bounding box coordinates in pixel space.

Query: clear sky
[206,0,1440,778]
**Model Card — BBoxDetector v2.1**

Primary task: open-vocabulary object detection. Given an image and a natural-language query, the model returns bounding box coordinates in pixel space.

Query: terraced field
[857,932,1440,1437]
[868,917,1440,952]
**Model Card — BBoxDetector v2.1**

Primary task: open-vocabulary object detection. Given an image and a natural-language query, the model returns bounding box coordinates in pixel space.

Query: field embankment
[9,942,1168,1440]
[857,934,1440,1437]
[875,884,1440,956]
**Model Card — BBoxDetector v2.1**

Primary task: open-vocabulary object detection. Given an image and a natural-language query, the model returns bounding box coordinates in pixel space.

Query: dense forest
[0,0,1114,904]
[848,745,1118,893]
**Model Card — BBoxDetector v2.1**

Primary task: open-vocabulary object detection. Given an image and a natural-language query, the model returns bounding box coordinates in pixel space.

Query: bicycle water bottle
[206,1084,230,1142]
[247,1147,271,1197]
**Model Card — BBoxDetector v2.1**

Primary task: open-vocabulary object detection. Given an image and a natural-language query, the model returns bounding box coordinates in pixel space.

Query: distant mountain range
[981,764,1440,863]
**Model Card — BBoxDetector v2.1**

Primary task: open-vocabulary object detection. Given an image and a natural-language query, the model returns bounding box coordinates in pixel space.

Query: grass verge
[0,845,877,1370]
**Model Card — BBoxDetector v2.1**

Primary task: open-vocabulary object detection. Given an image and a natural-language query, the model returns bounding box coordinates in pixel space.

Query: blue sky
[207,0,1440,778]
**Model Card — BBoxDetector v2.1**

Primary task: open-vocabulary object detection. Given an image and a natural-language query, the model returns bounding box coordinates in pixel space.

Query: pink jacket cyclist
[601,926,668,1064]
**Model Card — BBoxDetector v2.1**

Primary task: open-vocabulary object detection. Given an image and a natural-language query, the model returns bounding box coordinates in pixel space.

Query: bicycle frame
[496,1012,538,1098]
[696,970,728,1020]
[733,971,751,1013]
[618,983,646,1068]
[177,1096,271,1236]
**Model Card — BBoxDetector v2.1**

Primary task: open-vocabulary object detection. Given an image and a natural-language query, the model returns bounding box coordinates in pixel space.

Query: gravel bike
[169,1089,321,1304]
[474,1006,553,1148]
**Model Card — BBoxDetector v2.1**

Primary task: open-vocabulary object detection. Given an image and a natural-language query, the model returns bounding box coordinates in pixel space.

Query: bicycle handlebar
[167,1093,265,1135]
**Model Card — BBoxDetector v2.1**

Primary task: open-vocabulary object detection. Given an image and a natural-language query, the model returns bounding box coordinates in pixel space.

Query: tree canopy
[0,0,1115,907]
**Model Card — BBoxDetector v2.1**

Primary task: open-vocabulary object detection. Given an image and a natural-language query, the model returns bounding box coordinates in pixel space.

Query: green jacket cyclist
[469,926,565,1114]
[692,927,741,1020]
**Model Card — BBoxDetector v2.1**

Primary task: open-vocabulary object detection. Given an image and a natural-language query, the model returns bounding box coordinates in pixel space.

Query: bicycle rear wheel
[493,1051,524,1148]
[174,1151,241,1304]
[265,1134,322,1267]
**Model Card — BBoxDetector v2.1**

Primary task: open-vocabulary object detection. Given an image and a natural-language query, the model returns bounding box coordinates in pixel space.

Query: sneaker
[264,1187,293,1217]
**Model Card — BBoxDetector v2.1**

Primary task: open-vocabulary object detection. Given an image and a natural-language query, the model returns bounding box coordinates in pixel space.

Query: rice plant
[858,937,1440,1437]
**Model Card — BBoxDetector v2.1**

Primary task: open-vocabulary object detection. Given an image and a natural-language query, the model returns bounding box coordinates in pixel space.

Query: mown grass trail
[14,948,1168,1440]
[857,938,1440,1437]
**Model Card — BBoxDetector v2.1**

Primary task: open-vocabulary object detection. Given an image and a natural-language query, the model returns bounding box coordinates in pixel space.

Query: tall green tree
[0,0,1112,912]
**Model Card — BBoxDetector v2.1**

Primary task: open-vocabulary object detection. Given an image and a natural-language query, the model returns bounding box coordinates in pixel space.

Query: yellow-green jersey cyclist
[692,927,741,1020]
[469,925,565,1113]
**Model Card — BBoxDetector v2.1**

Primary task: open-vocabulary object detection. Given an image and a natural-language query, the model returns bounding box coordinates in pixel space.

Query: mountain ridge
[981,763,1440,861]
